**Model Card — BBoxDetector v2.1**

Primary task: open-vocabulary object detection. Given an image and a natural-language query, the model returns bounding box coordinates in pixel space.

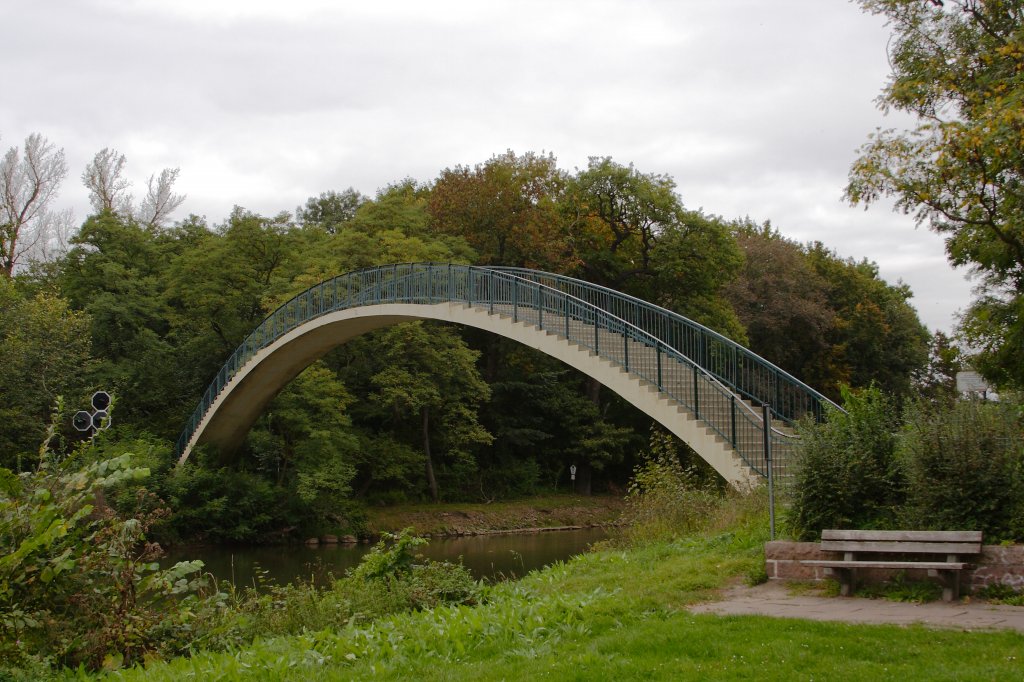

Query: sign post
[762,403,775,541]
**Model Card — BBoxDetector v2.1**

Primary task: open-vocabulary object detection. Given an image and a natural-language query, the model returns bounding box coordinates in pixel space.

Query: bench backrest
[820,530,983,555]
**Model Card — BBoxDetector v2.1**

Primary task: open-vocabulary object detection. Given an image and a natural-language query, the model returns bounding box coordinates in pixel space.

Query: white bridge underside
[179,302,758,488]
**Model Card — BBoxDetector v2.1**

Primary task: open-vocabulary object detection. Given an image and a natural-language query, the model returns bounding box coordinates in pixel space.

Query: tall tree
[566,157,681,288]
[366,322,492,502]
[297,188,366,234]
[0,133,68,276]
[805,242,930,399]
[429,150,571,270]
[846,0,1024,387]
[60,212,182,430]
[82,148,131,216]
[82,148,185,228]
[137,167,185,229]
[0,277,93,468]
[725,224,834,377]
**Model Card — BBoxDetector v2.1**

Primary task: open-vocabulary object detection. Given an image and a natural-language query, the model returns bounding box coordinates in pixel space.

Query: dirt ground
[364,494,626,536]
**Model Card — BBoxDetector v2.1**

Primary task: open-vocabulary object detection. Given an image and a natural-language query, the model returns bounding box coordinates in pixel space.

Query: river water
[163,527,609,588]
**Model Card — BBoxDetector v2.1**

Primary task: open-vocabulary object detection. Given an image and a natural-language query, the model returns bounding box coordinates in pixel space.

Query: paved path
[689,581,1024,632]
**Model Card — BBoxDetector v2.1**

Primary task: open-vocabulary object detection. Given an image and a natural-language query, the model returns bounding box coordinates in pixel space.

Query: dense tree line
[0,145,936,541]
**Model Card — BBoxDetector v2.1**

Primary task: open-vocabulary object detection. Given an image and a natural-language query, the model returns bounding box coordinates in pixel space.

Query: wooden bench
[801,530,983,602]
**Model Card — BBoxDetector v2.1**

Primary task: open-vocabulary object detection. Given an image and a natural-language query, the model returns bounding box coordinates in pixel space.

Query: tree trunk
[580,378,601,495]
[576,461,593,496]
[422,406,439,502]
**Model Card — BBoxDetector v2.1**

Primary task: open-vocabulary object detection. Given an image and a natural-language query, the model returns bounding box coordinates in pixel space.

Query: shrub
[189,529,480,648]
[0,410,210,673]
[897,398,1024,542]
[787,386,904,540]
[620,447,721,544]
[342,529,479,613]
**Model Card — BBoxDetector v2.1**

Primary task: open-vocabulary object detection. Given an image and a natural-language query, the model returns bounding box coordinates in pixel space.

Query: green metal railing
[491,268,839,425]
[176,263,836,479]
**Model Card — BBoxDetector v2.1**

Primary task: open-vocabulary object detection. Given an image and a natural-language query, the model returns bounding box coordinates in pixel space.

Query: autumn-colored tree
[429,150,572,270]
[847,0,1024,387]
[725,224,834,376]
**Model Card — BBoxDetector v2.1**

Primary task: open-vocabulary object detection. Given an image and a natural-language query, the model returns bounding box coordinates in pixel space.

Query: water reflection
[163,527,608,588]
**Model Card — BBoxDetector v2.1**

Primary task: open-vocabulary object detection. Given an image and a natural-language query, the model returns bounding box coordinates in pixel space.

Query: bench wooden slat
[803,560,967,570]
[819,540,981,554]
[821,530,982,543]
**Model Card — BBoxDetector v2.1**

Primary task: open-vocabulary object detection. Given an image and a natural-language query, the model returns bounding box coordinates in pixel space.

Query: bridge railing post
[693,369,699,418]
[537,282,543,329]
[512,276,518,322]
[623,327,629,370]
[656,343,663,388]
[763,403,775,539]
[730,395,737,448]
[564,294,569,338]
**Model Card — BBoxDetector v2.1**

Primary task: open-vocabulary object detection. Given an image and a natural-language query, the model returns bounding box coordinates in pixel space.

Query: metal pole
[763,403,775,541]
[512,277,518,322]
[537,283,543,329]
[656,343,663,388]
[730,395,737,447]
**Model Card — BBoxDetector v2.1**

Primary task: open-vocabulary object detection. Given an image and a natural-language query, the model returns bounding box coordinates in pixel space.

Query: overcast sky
[1,0,975,333]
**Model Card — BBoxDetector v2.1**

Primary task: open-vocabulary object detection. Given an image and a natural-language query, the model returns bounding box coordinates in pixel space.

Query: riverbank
[98,510,1024,681]
[363,493,626,537]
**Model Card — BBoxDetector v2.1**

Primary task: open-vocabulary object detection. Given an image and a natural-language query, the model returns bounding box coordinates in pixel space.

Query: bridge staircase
[175,263,841,485]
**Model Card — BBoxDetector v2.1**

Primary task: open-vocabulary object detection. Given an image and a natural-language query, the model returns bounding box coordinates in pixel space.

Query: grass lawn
[93,523,1024,681]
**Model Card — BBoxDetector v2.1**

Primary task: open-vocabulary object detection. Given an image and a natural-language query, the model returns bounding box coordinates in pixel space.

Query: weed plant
[0,407,212,675]
[976,582,1024,606]
[854,571,944,603]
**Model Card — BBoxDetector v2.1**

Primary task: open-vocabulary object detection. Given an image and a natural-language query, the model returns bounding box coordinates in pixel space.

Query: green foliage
[620,427,770,549]
[184,529,479,652]
[348,529,428,582]
[854,571,943,604]
[789,389,1024,542]
[363,322,493,501]
[803,243,930,400]
[847,0,1024,389]
[621,443,721,544]
[0,279,93,468]
[296,188,366,233]
[0,411,209,673]
[161,461,283,543]
[976,582,1024,605]
[727,226,930,401]
[787,386,904,540]
[897,397,1024,541]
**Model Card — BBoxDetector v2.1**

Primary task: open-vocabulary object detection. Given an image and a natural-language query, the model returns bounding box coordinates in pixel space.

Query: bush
[620,448,721,544]
[0,410,210,673]
[897,398,1024,542]
[787,386,904,540]
[191,529,480,647]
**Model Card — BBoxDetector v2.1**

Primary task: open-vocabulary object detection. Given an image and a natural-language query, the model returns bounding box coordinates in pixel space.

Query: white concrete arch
[177,302,759,488]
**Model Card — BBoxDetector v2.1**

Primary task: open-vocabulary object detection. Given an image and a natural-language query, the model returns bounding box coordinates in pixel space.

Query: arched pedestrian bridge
[175,264,839,487]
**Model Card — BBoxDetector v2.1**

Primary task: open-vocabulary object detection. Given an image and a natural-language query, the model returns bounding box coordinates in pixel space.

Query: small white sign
[956,371,990,394]
[570,464,576,481]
